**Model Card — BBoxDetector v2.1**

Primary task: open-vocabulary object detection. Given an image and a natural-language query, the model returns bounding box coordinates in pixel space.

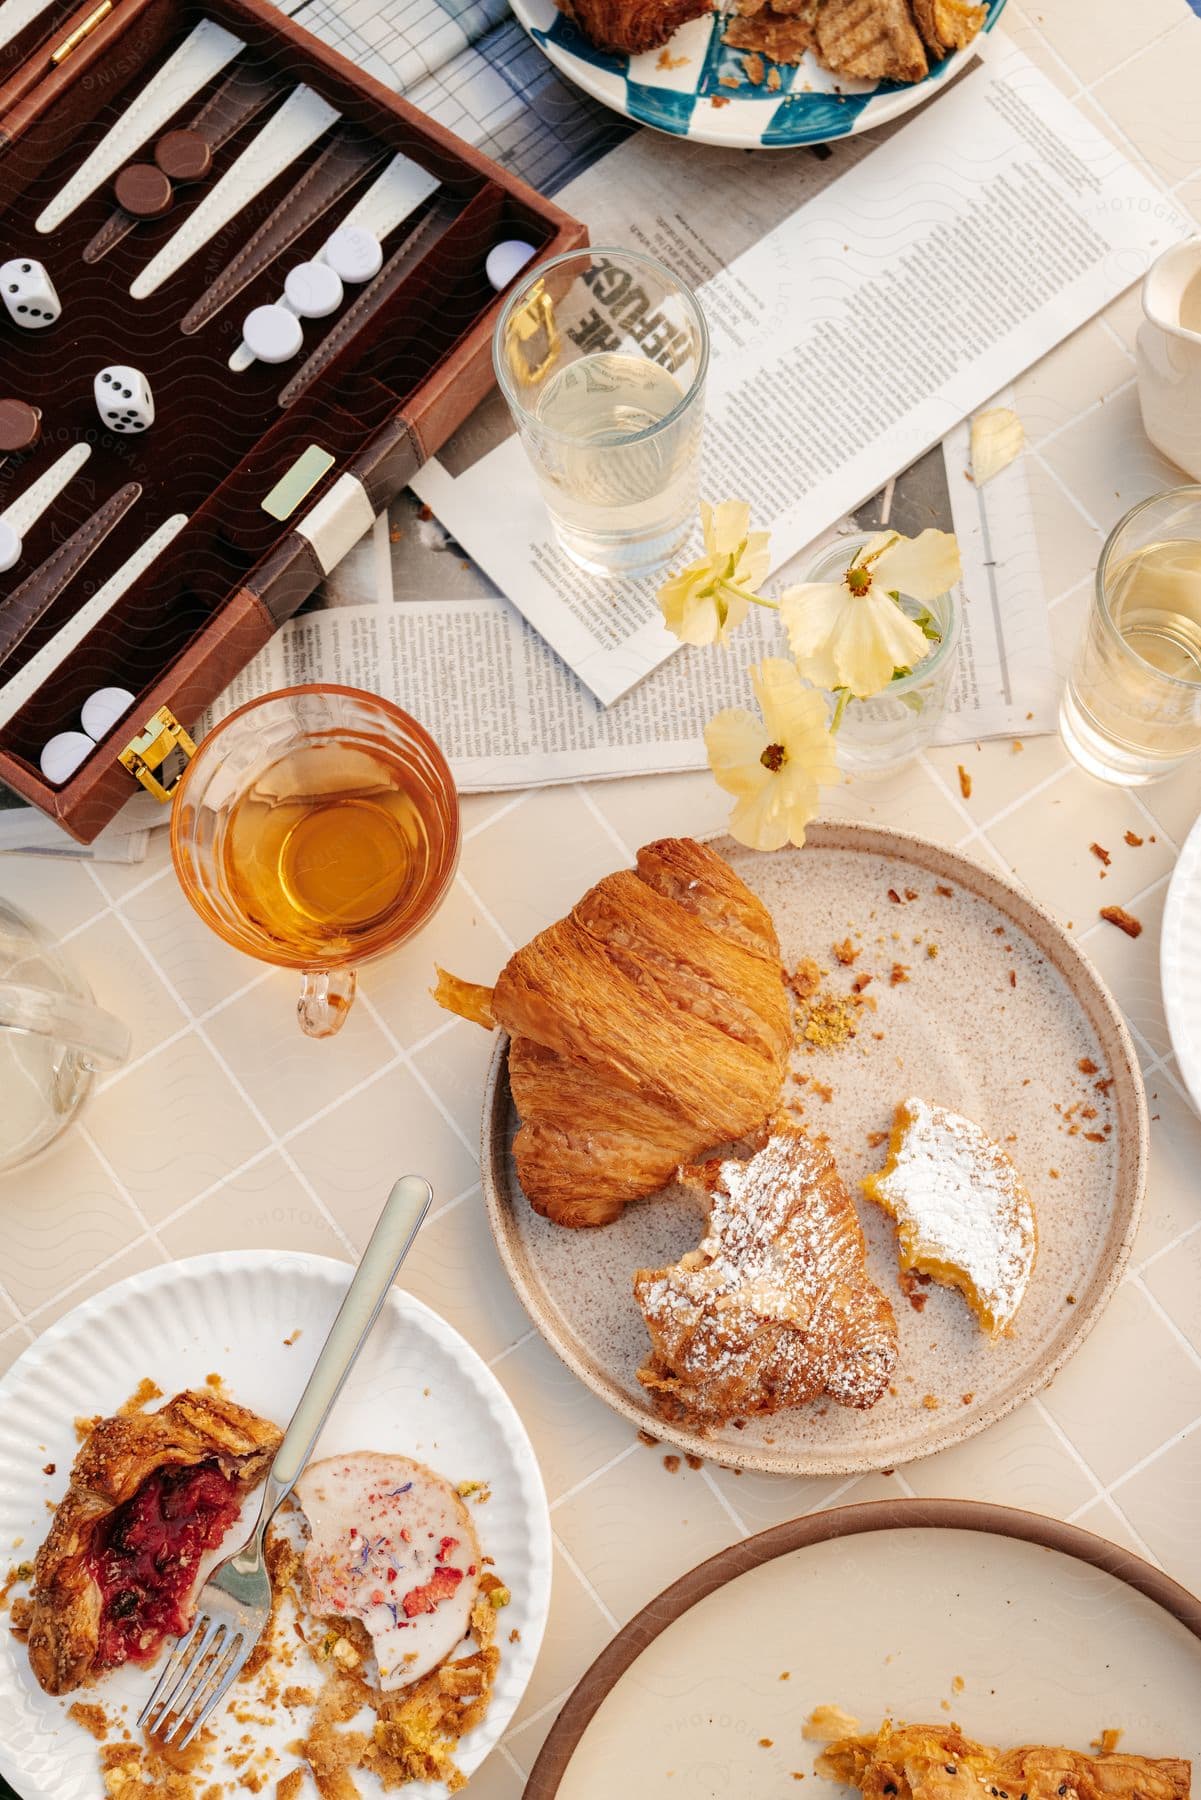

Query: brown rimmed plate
[481,824,1147,1475]
[526,1498,1201,1796]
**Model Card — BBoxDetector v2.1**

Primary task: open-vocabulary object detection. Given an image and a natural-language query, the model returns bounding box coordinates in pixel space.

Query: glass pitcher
[0,897,130,1171]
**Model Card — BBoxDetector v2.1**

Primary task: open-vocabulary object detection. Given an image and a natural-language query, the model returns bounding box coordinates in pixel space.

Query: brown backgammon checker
[0,400,41,455]
[83,62,287,263]
[113,161,172,218]
[0,0,586,840]
[154,126,213,183]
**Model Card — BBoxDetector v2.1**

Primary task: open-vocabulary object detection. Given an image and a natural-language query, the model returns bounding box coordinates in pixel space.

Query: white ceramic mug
[1137,238,1201,482]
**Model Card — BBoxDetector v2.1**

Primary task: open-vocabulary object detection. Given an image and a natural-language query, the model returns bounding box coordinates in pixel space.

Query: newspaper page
[413,40,1192,705]
[205,412,1055,789]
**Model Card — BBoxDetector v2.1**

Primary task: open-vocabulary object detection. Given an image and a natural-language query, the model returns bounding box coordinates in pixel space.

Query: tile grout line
[76,1122,173,1262]
[1031,1395,1165,1566]
[495,1742,528,1781]
[1028,375,1138,456]
[699,1463,751,1538]
[549,1442,640,1514]
[1107,1413,1201,1501]
[456,870,517,957]
[356,988,482,1167]
[575,783,638,864]
[463,792,530,842]
[1133,1217,1201,1281]
[1131,1272,1201,1378]
[1027,446,1104,534]
[551,1528,621,1632]
[95,967,276,1095]
[103,907,362,1262]
[20,1228,157,1329]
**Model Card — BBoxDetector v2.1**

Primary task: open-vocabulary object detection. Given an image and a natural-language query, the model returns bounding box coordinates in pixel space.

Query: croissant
[817,1719,1191,1800]
[635,1124,898,1426]
[437,838,791,1228]
[24,1388,281,1695]
[555,0,713,55]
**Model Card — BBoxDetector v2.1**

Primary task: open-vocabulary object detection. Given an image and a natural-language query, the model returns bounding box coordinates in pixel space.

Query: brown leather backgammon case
[0,0,586,840]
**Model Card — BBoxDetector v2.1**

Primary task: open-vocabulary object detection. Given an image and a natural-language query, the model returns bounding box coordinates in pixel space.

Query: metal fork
[138,1173,433,1749]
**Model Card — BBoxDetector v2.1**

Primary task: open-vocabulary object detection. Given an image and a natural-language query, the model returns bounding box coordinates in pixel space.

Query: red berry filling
[87,1460,243,1670]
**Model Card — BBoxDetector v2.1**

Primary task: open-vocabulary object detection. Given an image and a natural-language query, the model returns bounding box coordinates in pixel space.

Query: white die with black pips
[0,258,61,328]
[94,365,154,433]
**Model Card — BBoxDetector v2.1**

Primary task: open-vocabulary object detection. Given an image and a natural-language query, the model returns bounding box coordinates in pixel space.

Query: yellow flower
[657,499,771,647]
[704,658,840,852]
[780,530,960,699]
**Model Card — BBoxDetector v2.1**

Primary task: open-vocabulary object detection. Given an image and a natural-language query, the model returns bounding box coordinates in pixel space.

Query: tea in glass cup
[1060,486,1201,785]
[171,685,459,1036]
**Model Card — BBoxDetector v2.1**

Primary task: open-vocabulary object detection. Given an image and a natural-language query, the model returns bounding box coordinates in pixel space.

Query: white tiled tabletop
[4,7,1201,1795]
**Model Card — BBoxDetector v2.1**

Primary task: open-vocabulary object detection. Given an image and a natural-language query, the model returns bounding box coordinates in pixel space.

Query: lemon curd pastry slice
[634,1124,898,1428]
[816,1718,1191,1800]
[863,1097,1037,1338]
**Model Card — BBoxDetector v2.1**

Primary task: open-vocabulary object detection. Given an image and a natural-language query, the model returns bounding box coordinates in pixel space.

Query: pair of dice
[1,260,153,433]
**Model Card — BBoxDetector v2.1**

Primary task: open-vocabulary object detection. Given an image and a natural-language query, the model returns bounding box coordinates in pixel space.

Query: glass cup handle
[0,983,131,1068]
[297,968,357,1039]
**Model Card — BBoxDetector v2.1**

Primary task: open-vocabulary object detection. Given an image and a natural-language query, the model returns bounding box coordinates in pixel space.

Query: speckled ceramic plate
[481,823,1147,1475]
[523,1500,1201,1797]
[0,1253,552,1800]
[1161,805,1201,1115]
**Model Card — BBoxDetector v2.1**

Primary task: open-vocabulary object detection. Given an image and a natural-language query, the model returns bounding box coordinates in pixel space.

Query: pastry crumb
[957,764,972,799]
[743,50,765,82]
[803,1704,861,1742]
[1124,830,1143,847]
[1090,1728,1123,1753]
[832,938,858,965]
[1089,842,1111,866]
[663,1454,681,1473]
[1100,905,1142,938]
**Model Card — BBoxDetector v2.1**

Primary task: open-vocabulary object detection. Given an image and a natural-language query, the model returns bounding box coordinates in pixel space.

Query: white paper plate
[0,1252,552,1800]
[1161,806,1201,1114]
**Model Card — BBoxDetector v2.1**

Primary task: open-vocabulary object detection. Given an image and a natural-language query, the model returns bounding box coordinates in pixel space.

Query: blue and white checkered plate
[509,0,1007,147]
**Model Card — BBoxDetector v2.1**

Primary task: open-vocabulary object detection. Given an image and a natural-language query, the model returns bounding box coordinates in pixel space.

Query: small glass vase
[806,537,962,777]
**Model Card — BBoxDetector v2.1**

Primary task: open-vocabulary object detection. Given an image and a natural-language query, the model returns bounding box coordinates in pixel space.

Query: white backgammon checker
[0,444,92,574]
[283,261,344,319]
[80,686,135,740]
[39,732,95,784]
[241,304,304,364]
[324,224,383,285]
[485,239,537,291]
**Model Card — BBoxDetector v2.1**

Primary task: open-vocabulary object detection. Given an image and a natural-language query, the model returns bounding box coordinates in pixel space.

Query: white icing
[872,1096,1036,1330]
[296,1451,480,1689]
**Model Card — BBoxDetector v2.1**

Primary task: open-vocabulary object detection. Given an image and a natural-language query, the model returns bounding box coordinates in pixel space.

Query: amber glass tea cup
[170,685,459,1038]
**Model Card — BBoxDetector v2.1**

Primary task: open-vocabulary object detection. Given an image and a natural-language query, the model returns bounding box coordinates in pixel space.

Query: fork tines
[138,1613,249,1749]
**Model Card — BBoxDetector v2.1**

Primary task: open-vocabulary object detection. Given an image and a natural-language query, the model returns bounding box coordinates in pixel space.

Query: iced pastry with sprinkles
[295,1451,482,1688]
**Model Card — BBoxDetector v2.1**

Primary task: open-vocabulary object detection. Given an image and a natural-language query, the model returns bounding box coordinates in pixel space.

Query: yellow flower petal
[704,707,770,795]
[706,499,752,559]
[970,407,1025,485]
[873,529,961,602]
[738,529,772,591]
[706,660,839,850]
[779,582,848,691]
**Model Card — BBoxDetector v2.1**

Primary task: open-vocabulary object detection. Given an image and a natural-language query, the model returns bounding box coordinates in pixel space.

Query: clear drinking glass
[1060,485,1201,785]
[493,246,709,577]
[0,897,129,1170]
[170,685,459,1038]
[805,538,962,775]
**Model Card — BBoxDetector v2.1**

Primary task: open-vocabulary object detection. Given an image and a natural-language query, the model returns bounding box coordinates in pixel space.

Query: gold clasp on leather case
[50,0,113,63]
[118,706,197,803]
[505,277,559,386]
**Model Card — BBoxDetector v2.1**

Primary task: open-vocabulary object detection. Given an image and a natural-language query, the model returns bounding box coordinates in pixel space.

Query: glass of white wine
[493,246,709,577]
[1061,485,1201,785]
